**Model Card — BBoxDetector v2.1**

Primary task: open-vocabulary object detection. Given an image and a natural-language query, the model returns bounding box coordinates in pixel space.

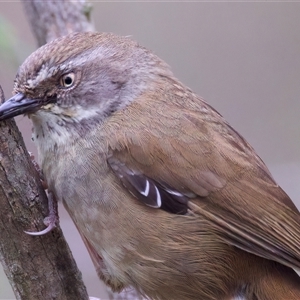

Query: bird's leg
[25,152,58,235]
[29,151,48,189]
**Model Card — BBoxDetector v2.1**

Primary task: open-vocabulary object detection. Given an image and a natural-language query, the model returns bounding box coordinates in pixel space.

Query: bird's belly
[44,150,250,299]
[58,188,254,299]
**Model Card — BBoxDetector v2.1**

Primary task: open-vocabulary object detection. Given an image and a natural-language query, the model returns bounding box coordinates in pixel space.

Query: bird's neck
[30,112,86,164]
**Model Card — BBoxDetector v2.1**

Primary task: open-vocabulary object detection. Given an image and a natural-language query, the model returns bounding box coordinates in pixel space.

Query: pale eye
[60,72,75,88]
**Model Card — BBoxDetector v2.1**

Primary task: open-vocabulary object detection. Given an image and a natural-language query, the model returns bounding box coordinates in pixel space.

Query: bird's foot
[25,191,58,236]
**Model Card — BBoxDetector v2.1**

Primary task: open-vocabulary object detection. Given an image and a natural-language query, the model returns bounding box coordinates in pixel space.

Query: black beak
[0,93,41,121]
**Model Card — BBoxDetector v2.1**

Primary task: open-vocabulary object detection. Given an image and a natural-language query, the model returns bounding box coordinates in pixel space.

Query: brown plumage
[0,32,300,300]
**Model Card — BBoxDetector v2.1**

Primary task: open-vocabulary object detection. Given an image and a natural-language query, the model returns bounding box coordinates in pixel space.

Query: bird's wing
[106,100,300,270]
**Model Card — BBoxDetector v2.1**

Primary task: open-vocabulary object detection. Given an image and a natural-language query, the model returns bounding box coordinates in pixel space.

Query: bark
[0,1,94,299]
[1,1,142,299]
[22,0,94,46]
[0,88,89,300]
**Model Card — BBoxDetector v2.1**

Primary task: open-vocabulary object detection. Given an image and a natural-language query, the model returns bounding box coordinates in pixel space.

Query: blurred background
[0,1,300,299]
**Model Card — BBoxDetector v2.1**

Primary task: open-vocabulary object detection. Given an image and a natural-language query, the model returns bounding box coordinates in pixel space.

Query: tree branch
[0,86,89,299]
[1,1,142,299]
[0,1,95,299]
[22,0,94,46]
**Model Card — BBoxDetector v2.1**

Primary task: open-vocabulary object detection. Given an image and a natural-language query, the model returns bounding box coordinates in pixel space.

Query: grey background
[0,1,300,299]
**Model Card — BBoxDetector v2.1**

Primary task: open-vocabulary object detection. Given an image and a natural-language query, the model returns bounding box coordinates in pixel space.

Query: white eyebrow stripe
[140,179,150,196]
[154,185,162,207]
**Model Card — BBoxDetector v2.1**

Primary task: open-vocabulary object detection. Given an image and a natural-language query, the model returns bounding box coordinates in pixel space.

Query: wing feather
[104,94,300,270]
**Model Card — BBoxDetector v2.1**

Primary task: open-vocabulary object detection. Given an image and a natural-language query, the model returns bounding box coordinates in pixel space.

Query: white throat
[30,110,80,163]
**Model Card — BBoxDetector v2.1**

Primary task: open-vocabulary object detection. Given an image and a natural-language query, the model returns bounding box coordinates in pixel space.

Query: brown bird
[0,32,300,300]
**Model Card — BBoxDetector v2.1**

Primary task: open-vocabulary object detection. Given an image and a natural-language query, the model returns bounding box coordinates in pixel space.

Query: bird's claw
[24,215,57,236]
[25,191,58,236]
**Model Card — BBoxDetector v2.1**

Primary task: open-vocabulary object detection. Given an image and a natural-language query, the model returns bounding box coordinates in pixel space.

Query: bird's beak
[0,93,41,121]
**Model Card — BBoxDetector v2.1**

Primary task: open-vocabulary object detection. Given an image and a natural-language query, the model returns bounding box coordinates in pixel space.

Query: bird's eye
[60,72,75,88]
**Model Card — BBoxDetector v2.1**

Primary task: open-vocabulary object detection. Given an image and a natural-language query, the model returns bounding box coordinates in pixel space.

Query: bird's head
[0,32,172,134]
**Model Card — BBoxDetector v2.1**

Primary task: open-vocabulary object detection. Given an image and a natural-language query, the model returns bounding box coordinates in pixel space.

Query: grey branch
[23,0,94,46]
[0,85,89,299]
[1,1,142,299]
[0,0,94,299]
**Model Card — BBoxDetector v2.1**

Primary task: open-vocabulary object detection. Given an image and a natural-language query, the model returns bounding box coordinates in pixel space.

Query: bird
[0,31,300,300]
